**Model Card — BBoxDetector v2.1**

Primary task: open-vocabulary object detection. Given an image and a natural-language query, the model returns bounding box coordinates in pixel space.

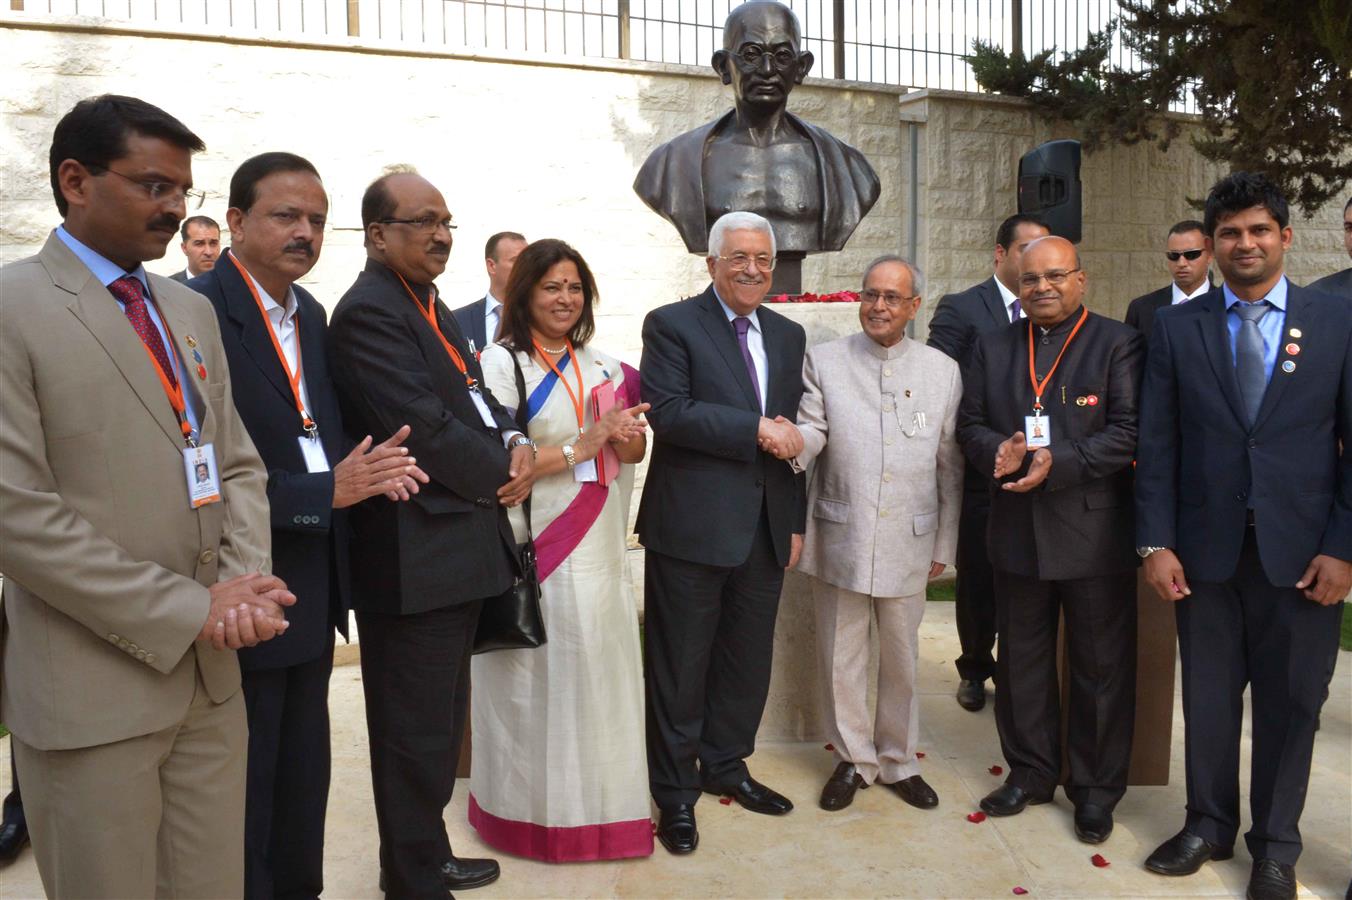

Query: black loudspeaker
[1018,140,1082,243]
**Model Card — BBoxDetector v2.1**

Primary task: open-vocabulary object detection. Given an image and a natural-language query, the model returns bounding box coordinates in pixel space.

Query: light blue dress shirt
[56,226,203,438]
[1224,277,1289,385]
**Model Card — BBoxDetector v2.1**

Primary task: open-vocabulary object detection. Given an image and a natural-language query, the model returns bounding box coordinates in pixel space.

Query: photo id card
[183,443,222,508]
[298,433,331,474]
[1025,415,1051,449]
[573,457,599,483]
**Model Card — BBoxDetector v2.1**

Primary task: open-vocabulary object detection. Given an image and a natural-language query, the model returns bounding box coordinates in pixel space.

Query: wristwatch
[562,443,577,468]
[507,434,537,459]
[1136,546,1168,559]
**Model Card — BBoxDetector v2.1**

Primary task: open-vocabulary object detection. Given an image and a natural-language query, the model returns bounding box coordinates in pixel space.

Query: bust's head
[713,2,814,112]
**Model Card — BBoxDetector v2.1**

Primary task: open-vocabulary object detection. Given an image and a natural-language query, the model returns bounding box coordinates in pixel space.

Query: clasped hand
[199,572,297,650]
[758,416,803,460]
[993,430,1051,492]
[333,424,430,508]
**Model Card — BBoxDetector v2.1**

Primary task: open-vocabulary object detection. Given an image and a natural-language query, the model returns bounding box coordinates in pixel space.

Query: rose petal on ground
[1012,887,1028,895]
[989,765,1004,775]
[916,751,926,758]
[1091,853,1110,868]
[824,743,835,751]
[966,811,987,823]
[718,795,733,805]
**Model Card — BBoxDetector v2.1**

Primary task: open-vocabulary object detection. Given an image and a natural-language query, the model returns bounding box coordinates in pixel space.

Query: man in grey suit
[1308,196,1350,298]
[795,255,963,812]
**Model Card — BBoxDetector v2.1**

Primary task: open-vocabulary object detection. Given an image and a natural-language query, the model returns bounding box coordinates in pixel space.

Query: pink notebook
[591,380,621,486]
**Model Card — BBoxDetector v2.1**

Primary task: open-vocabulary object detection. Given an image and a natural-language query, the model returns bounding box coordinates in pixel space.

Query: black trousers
[955,487,998,683]
[2,757,20,828]
[993,568,1137,810]
[644,510,785,809]
[1177,528,1343,864]
[357,600,482,900]
[241,638,335,900]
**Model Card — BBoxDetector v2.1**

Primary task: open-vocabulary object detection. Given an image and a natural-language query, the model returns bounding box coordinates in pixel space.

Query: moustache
[149,214,180,232]
[283,241,315,257]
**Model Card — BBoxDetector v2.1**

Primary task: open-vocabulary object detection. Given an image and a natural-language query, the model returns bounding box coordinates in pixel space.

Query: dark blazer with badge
[452,296,488,351]
[636,285,808,568]
[190,252,350,670]
[328,260,519,614]
[957,310,1146,581]
[1135,283,1352,584]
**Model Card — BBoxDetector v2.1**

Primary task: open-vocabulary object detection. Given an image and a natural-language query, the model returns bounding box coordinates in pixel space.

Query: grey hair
[707,211,777,259]
[862,254,926,296]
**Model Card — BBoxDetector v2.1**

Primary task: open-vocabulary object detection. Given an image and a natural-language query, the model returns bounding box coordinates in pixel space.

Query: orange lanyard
[533,340,585,434]
[128,284,194,446]
[1027,306,1089,413]
[393,270,475,389]
[227,252,316,437]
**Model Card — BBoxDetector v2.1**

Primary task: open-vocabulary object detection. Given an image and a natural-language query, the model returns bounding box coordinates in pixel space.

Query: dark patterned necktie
[108,275,178,388]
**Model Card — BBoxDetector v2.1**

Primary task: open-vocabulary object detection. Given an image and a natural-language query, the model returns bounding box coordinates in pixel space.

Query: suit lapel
[155,290,215,443]
[1252,283,1307,431]
[219,251,299,410]
[982,277,1009,328]
[695,288,760,412]
[1194,288,1248,427]
[760,307,781,414]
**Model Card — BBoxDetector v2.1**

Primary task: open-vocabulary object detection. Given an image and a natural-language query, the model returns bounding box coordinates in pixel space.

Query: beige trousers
[12,667,247,899]
[812,578,927,785]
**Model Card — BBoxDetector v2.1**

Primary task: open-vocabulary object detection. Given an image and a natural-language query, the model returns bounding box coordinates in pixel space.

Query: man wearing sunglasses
[1125,220,1214,345]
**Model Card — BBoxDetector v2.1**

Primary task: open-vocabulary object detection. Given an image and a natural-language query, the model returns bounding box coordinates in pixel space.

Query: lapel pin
[1284,343,1300,356]
[185,334,198,348]
[191,348,204,364]
[904,389,912,398]
[1076,396,1087,406]
[1281,360,1296,373]
[1289,327,1302,339]
[197,364,208,380]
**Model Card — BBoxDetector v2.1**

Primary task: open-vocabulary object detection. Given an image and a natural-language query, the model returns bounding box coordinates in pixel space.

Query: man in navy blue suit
[1135,172,1351,900]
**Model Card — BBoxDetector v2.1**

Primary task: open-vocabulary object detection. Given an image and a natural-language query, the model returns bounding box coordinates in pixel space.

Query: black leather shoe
[1143,829,1234,876]
[656,804,698,855]
[886,775,938,809]
[819,762,866,811]
[956,679,986,711]
[378,855,500,893]
[702,776,794,815]
[1246,859,1297,900]
[979,783,1051,817]
[0,821,29,866]
[1073,803,1113,843]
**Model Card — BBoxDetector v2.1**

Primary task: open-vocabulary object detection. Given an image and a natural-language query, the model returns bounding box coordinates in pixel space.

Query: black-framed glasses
[87,164,205,209]
[716,252,777,271]
[1018,267,1082,289]
[1165,249,1205,261]
[377,215,457,233]
[861,288,919,308]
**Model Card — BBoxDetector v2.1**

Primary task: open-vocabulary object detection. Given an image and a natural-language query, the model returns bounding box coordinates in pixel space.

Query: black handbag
[473,348,546,654]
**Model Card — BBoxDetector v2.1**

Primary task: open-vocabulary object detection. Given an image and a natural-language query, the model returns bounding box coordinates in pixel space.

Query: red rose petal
[1091,853,1110,868]
[966,811,987,823]
[989,765,1004,775]
[915,751,926,759]
[824,743,835,751]
[718,795,733,805]
[651,820,658,834]
[1012,888,1028,895]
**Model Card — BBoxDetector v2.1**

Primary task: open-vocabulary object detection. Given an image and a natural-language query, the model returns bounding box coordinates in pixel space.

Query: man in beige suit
[794,255,963,812]
[0,95,291,898]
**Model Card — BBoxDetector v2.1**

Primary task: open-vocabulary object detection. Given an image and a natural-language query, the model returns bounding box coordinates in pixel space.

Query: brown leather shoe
[819,762,866,811]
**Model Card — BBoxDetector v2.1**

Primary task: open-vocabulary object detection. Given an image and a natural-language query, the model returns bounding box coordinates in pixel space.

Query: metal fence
[9,0,1192,105]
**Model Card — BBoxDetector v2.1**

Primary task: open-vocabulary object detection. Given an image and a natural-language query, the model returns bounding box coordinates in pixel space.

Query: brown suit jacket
[0,232,271,750]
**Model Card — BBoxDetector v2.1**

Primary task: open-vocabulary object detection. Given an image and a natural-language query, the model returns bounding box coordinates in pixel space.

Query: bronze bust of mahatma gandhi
[634,0,880,271]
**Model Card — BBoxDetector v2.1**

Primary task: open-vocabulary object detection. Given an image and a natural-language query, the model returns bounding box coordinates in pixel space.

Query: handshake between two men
[198,424,431,651]
[758,414,804,460]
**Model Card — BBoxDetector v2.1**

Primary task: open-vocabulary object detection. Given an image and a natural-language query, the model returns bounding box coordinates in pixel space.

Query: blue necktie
[733,317,763,410]
[1233,299,1271,426]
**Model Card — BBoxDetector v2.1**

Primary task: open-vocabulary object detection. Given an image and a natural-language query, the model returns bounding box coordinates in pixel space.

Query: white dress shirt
[714,291,768,415]
[995,276,1023,322]
[249,272,316,420]
[485,292,503,343]
[1172,280,1211,305]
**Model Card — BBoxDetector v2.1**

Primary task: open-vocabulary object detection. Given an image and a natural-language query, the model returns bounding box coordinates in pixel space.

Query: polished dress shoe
[656,804,698,855]
[378,855,500,893]
[1143,829,1234,876]
[886,775,938,809]
[1246,858,1297,900]
[979,783,1051,817]
[1073,803,1113,843]
[956,679,986,711]
[0,820,29,866]
[819,762,866,811]
[703,776,794,815]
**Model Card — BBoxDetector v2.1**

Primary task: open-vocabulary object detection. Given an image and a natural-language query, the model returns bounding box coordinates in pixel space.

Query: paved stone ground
[2,603,1348,898]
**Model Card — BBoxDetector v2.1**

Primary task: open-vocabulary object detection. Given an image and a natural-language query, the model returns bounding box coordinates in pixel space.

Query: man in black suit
[329,168,537,898]
[193,153,428,899]
[957,236,1144,844]
[451,231,525,355]
[927,213,1049,712]
[1136,173,1350,900]
[169,214,220,283]
[1307,196,1350,298]
[639,211,807,855]
[1124,219,1213,344]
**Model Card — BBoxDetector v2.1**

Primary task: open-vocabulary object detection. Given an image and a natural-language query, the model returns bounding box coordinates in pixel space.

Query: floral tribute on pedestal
[765,290,860,304]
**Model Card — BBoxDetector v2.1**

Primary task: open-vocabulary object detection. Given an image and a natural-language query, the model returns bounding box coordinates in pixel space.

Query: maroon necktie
[109,275,178,387]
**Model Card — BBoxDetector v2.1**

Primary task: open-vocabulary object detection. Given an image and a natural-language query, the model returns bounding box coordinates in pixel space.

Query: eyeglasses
[1018,268,1081,289]
[1165,249,1205,261]
[87,165,205,209]
[716,253,777,271]
[377,215,457,233]
[861,288,918,308]
[736,44,799,67]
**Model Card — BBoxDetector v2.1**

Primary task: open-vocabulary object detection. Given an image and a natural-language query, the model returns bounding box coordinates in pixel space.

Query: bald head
[714,1,812,110]
[723,1,801,49]
[363,171,454,284]
[1018,235,1086,327]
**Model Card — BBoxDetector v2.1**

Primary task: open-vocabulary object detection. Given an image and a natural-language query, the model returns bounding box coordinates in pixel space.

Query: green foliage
[967,0,1352,215]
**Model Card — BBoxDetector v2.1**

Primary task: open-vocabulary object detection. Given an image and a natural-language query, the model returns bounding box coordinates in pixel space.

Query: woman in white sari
[469,239,653,862]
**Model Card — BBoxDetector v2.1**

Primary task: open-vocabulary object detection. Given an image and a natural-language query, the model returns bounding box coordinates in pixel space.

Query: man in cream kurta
[795,256,963,812]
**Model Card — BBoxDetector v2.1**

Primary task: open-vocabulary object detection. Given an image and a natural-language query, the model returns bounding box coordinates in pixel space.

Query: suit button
[885,438,894,446]
[145,653,157,665]
[882,403,894,412]
[107,633,119,644]
[879,509,889,519]
[883,368,893,377]
[199,549,216,565]
[1235,491,1248,501]
[476,497,492,509]
[883,473,893,483]
[293,515,302,524]
[755,478,765,487]
[135,649,147,661]
[1248,439,1257,449]
[118,639,130,651]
